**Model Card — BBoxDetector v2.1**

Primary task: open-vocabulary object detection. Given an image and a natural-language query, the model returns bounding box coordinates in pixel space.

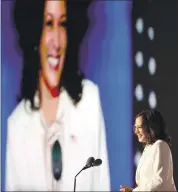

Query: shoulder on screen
[8,99,35,128]
[75,79,101,109]
[82,79,99,98]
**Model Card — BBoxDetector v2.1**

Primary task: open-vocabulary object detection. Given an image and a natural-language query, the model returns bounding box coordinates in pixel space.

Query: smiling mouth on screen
[48,56,61,71]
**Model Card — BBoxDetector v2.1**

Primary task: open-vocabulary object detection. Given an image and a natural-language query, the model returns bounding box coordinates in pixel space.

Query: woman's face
[134,116,148,143]
[40,0,67,90]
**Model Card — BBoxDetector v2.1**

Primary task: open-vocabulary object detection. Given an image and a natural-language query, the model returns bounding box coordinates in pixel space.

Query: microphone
[74,157,102,192]
[92,158,102,167]
[52,140,62,181]
[83,157,95,170]
[74,157,95,192]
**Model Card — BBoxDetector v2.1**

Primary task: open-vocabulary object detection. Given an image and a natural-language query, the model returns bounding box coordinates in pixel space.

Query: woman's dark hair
[13,0,91,109]
[136,109,172,148]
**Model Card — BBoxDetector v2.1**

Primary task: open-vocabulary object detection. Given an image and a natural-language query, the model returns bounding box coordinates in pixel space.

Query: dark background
[133,0,178,187]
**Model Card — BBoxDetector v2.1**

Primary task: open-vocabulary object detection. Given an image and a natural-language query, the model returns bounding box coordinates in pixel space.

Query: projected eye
[46,20,53,28]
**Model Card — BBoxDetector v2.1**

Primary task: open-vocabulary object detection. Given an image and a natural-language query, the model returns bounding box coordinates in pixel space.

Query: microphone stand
[74,167,85,192]
[73,157,96,192]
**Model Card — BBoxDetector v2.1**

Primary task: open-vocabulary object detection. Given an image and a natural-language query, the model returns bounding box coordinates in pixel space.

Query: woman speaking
[120,109,176,191]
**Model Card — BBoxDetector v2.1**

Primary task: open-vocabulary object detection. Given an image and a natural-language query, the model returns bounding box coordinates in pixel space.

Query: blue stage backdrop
[2,1,133,190]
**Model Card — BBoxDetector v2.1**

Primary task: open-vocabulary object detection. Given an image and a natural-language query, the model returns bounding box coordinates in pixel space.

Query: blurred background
[2,0,178,190]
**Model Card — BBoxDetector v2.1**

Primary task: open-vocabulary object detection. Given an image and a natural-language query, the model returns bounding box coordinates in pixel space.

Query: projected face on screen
[40,0,67,90]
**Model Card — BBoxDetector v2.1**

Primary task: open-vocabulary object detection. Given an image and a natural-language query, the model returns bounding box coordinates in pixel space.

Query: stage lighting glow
[148,57,156,75]
[148,91,157,109]
[135,51,143,67]
[135,18,144,34]
[134,150,141,166]
[148,27,154,40]
[135,84,144,101]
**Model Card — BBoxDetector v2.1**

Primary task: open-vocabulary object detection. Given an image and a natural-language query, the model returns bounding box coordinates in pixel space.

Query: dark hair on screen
[13,0,91,110]
[136,109,172,148]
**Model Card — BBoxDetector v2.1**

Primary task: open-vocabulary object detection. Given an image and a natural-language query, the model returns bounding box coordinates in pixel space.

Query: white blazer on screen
[5,79,110,191]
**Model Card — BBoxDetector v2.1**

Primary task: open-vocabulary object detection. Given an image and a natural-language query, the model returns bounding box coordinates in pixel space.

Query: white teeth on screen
[48,57,59,66]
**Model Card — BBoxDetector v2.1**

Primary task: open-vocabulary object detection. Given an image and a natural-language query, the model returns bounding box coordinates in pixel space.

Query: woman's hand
[120,185,133,192]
